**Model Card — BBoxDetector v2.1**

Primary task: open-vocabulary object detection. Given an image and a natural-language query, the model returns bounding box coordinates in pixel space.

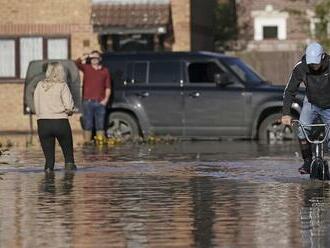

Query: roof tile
[91,3,170,28]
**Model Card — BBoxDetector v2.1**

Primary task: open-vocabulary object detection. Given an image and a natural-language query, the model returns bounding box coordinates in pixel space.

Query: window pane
[47,38,68,59]
[222,57,264,83]
[134,63,147,84]
[188,62,223,83]
[0,40,15,77]
[149,61,180,84]
[263,26,278,39]
[20,37,43,78]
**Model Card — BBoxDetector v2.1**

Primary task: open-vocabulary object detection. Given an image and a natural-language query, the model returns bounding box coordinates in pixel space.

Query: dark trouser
[37,119,74,169]
[82,99,106,131]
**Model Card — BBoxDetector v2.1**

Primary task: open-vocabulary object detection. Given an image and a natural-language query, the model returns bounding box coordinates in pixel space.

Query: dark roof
[91,3,170,29]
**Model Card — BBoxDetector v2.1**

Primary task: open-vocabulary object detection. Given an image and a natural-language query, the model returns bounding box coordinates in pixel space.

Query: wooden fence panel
[233,51,303,85]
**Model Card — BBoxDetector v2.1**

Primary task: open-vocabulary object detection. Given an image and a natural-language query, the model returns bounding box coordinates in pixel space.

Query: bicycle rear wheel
[310,159,330,180]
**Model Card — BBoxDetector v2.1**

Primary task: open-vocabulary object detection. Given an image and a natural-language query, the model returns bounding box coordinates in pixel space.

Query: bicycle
[292,120,330,180]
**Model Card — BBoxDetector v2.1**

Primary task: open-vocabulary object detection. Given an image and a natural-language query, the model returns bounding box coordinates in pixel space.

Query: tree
[315,0,330,49]
[214,0,237,51]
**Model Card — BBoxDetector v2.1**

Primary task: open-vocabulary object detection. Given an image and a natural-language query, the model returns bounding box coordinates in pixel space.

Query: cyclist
[282,42,330,174]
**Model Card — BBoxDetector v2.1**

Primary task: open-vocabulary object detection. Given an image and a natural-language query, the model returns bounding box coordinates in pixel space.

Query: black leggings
[37,119,74,168]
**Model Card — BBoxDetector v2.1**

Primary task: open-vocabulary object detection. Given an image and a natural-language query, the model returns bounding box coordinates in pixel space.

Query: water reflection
[1,170,330,248]
[3,135,330,247]
[300,182,330,248]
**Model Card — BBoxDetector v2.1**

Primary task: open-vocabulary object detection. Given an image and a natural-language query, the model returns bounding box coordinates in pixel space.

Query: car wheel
[106,112,140,140]
[258,113,295,142]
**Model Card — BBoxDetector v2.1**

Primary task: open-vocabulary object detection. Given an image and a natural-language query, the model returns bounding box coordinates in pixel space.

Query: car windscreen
[221,57,265,84]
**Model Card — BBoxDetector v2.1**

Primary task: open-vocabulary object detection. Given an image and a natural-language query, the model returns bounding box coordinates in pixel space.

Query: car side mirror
[214,73,233,86]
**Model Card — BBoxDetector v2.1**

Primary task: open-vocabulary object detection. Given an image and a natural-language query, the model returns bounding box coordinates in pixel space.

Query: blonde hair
[41,62,67,91]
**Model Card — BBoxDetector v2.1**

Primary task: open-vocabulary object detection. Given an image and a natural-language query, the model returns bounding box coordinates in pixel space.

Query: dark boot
[44,164,54,171]
[298,139,312,174]
[65,162,77,170]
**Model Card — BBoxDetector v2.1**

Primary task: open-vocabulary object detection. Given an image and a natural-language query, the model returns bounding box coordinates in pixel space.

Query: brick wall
[0,83,82,134]
[0,0,100,58]
[0,0,195,132]
[0,0,100,133]
[0,0,90,24]
[170,0,191,51]
[236,0,319,51]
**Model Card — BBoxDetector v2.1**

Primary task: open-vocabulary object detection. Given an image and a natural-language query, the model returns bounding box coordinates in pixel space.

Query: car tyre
[258,113,295,142]
[106,112,140,140]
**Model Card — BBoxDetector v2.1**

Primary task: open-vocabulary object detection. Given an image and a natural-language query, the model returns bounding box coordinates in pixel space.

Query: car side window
[127,62,147,84]
[149,61,181,84]
[188,61,224,83]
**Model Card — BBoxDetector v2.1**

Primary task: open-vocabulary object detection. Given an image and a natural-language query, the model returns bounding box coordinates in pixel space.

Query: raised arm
[75,53,89,72]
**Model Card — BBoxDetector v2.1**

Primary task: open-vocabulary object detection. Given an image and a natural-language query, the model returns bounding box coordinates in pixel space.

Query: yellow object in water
[95,134,106,145]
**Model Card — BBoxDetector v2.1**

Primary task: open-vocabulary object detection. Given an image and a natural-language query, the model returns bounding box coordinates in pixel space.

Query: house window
[263,26,278,39]
[252,5,288,41]
[47,38,68,59]
[20,37,43,78]
[0,39,16,77]
[0,36,69,80]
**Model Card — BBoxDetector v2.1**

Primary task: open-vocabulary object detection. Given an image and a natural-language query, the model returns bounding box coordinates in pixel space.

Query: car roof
[102,51,237,61]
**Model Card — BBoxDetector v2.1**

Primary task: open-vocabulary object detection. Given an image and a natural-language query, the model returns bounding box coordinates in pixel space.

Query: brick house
[91,0,215,52]
[0,0,98,133]
[232,0,328,85]
[0,0,215,133]
[235,0,320,51]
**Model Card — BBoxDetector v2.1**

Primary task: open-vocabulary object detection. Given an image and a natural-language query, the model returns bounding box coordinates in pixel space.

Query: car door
[183,59,250,138]
[124,60,184,136]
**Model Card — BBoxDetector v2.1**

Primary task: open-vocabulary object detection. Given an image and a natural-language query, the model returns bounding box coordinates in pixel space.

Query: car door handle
[136,92,149,97]
[189,92,200,98]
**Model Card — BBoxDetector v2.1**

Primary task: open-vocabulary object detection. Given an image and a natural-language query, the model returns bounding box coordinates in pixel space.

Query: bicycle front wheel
[310,159,330,181]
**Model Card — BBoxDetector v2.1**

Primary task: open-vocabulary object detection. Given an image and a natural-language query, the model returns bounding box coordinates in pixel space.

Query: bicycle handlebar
[291,120,330,144]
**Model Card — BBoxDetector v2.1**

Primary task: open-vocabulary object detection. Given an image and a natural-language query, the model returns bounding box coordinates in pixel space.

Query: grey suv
[24,52,303,141]
[103,52,302,141]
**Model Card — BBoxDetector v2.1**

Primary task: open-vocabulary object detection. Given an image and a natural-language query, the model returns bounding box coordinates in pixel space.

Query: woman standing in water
[34,62,77,171]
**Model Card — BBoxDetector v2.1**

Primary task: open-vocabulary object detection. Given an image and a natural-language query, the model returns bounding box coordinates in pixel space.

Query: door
[183,60,249,138]
[124,60,184,136]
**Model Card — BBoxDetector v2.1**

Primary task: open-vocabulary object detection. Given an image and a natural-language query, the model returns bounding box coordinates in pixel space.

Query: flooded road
[0,135,329,247]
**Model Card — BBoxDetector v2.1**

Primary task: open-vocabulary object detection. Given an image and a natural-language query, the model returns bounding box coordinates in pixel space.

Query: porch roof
[91,3,170,34]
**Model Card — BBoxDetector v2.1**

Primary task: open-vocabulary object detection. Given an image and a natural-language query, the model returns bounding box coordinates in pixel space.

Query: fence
[233,51,303,85]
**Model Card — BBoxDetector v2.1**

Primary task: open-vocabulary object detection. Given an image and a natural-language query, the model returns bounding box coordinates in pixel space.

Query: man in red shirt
[76,50,111,142]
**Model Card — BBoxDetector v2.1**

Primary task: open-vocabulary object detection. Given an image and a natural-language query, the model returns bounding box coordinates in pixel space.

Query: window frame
[251,5,288,41]
[148,60,182,85]
[0,35,70,82]
[185,59,242,87]
[126,61,149,85]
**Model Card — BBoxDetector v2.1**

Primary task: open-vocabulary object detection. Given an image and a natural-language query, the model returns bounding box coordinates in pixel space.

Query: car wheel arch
[106,109,144,136]
[253,106,299,141]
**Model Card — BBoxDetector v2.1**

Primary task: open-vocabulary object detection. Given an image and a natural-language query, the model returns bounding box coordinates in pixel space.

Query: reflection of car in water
[23,52,303,142]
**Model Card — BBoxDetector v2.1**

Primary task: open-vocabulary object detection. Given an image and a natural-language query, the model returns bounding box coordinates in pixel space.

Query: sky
[92,0,170,4]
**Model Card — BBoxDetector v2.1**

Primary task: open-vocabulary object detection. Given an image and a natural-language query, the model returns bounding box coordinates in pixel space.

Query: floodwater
[0,135,330,248]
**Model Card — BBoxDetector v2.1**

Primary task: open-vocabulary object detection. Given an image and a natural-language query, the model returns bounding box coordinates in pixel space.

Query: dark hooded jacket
[283,54,330,115]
